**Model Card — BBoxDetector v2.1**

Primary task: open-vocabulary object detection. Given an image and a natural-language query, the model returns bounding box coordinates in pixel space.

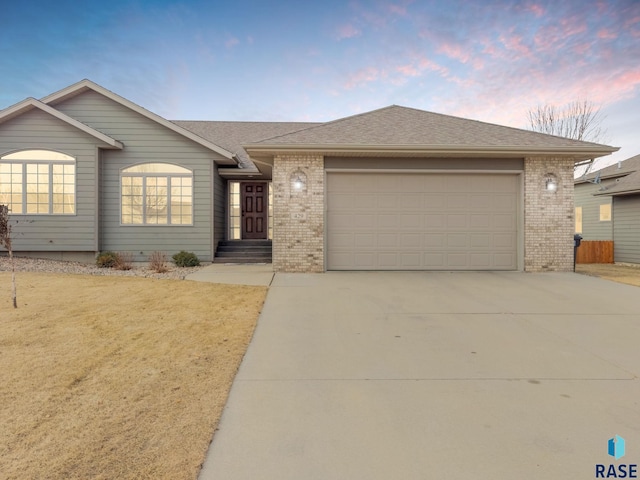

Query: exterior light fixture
[290,170,307,192]
[545,174,558,192]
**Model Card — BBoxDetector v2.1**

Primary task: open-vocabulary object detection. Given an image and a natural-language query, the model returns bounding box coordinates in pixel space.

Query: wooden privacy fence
[576,240,614,264]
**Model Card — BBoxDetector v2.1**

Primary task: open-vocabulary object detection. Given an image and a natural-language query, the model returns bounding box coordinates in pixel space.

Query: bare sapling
[0,205,17,308]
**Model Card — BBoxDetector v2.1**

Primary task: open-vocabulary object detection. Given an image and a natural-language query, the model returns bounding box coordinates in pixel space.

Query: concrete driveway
[199,272,640,479]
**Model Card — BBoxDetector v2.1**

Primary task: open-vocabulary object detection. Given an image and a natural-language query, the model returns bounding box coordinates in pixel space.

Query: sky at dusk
[1,0,639,171]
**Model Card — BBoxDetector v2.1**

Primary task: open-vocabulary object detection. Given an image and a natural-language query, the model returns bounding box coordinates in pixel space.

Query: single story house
[574,155,640,263]
[0,79,617,272]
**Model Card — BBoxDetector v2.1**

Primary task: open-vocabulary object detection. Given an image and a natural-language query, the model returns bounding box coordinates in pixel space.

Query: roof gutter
[244,143,619,160]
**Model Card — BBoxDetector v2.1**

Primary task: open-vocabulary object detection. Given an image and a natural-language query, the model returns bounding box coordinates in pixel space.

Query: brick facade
[524,157,575,272]
[271,154,575,273]
[272,154,325,272]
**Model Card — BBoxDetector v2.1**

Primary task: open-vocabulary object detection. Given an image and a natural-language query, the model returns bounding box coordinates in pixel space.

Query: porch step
[214,240,272,264]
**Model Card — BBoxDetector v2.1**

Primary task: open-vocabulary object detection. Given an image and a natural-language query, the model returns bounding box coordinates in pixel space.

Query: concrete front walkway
[185,263,274,286]
[198,272,640,479]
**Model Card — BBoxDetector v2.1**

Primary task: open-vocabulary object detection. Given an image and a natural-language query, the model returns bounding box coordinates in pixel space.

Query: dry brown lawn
[0,272,267,480]
[576,263,640,287]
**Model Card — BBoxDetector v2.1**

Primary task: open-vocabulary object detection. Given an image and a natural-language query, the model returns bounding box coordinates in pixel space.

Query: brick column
[272,154,324,272]
[524,157,575,272]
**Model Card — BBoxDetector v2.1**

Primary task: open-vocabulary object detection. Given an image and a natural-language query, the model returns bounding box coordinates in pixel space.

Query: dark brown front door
[241,182,268,239]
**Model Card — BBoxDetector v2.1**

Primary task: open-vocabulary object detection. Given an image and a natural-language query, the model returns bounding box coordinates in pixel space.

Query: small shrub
[114,252,134,271]
[96,251,118,268]
[172,250,200,267]
[149,251,169,273]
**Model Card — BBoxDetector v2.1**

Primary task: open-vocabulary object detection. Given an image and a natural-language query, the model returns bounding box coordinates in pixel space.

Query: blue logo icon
[608,435,626,460]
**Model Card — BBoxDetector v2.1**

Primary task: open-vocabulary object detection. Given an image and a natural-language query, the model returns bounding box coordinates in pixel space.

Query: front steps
[214,240,272,264]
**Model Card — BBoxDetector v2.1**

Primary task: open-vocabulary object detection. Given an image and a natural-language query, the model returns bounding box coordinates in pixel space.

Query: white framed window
[599,203,611,222]
[121,163,193,225]
[575,206,583,233]
[0,150,76,215]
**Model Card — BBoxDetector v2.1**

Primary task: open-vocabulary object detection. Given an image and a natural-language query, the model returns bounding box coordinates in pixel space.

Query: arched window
[0,150,76,215]
[121,163,193,225]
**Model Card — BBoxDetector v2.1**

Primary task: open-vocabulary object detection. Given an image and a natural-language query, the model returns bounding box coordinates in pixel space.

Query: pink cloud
[397,64,420,77]
[597,29,617,40]
[437,42,471,64]
[525,3,546,17]
[559,16,587,37]
[387,1,413,16]
[343,66,381,89]
[335,23,361,40]
[499,31,531,56]
[572,41,592,56]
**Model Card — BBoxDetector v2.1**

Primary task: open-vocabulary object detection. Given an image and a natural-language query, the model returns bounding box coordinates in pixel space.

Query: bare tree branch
[527,100,609,173]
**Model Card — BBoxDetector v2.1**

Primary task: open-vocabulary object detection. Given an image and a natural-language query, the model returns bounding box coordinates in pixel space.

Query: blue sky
[1,0,639,170]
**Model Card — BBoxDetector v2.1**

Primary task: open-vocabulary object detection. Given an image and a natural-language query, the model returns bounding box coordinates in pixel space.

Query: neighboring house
[594,163,640,264]
[574,155,640,240]
[0,79,617,272]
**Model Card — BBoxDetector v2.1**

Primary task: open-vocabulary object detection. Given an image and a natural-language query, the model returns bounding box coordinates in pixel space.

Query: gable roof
[576,154,640,185]
[41,79,237,164]
[246,105,618,160]
[173,120,319,169]
[0,97,123,149]
[594,169,640,196]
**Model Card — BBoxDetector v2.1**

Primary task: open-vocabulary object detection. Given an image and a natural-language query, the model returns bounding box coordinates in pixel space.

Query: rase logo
[596,435,637,478]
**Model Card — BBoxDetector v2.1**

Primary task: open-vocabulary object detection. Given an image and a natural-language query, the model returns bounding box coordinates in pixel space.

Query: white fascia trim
[0,98,124,149]
[41,79,237,164]
[245,144,619,160]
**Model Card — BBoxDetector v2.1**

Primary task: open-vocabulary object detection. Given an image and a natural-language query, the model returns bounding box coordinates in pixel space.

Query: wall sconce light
[545,174,558,192]
[291,170,307,192]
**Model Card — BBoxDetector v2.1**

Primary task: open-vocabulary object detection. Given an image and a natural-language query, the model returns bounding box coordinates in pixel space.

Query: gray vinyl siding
[574,181,614,240]
[613,195,640,264]
[54,90,225,262]
[213,165,226,248]
[0,108,103,253]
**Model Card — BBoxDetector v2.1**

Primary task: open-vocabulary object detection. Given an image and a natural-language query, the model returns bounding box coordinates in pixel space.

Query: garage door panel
[355,215,376,228]
[330,233,354,248]
[327,172,518,270]
[377,194,399,209]
[447,233,468,248]
[424,233,445,247]
[328,214,355,229]
[446,194,469,209]
[354,194,377,209]
[470,233,491,247]
[446,214,467,228]
[493,194,517,211]
[470,214,490,228]
[378,234,399,248]
[423,194,447,209]
[424,214,445,228]
[424,253,446,267]
[354,234,375,248]
[469,194,493,209]
[400,233,421,248]
[378,215,399,228]
[469,253,491,268]
[494,253,517,267]
[401,214,423,229]
[331,193,354,209]
[493,233,516,248]
[494,214,516,229]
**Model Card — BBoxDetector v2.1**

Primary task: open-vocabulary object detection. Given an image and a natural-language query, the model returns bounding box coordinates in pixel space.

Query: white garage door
[327,172,519,270]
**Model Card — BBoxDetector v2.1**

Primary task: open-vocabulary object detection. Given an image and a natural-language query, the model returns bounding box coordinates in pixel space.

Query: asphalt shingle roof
[577,153,640,184]
[249,105,610,149]
[172,120,319,169]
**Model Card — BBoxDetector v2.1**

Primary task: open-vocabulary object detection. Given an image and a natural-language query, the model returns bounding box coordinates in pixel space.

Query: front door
[241,182,268,239]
